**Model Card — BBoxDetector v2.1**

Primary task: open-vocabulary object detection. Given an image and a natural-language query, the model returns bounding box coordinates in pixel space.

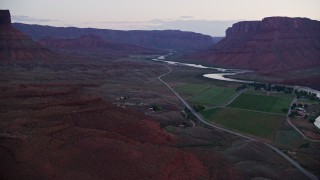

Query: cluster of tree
[291,103,308,110]
[294,90,318,100]
[236,84,248,91]
[289,111,299,118]
[289,103,319,124]
[123,96,130,100]
[193,105,205,112]
[248,82,293,94]
[151,104,161,111]
[184,107,197,121]
[288,111,309,119]
[289,103,308,118]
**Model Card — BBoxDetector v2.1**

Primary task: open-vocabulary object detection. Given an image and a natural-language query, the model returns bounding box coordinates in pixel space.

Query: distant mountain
[0,10,53,61]
[13,23,214,51]
[38,34,163,58]
[184,17,320,71]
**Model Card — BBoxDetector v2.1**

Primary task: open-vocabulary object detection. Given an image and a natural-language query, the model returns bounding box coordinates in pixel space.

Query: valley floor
[0,56,319,179]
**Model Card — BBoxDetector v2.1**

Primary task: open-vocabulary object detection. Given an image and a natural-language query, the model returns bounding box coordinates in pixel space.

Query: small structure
[297,110,305,116]
[314,116,320,129]
[147,108,154,112]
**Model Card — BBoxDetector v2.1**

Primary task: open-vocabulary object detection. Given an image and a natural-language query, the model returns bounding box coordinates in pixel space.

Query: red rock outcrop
[0,10,54,61]
[226,17,320,36]
[0,10,11,26]
[185,17,320,71]
[0,84,212,179]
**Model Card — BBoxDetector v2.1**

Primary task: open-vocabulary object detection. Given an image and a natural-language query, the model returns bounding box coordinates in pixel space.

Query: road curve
[205,89,245,110]
[158,64,318,180]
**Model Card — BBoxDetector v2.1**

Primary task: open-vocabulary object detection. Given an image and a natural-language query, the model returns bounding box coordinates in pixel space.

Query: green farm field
[201,108,284,140]
[175,84,237,106]
[175,83,210,96]
[227,93,293,114]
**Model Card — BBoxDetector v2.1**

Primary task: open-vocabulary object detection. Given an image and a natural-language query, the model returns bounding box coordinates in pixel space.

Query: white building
[314,116,320,129]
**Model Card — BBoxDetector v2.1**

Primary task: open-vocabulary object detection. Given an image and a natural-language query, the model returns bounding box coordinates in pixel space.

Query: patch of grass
[201,108,284,140]
[175,84,210,96]
[228,93,293,114]
[189,86,236,106]
[175,84,237,106]
[274,130,306,147]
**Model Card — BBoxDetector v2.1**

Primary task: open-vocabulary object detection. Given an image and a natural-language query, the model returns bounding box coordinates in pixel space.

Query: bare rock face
[226,17,320,36]
[0,10,54,61]
[185,17,320,72]
[226,21,261,36]
[0,10,11,26]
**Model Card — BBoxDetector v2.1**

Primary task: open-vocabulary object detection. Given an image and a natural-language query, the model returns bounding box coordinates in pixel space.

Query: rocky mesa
[185,17,320,71]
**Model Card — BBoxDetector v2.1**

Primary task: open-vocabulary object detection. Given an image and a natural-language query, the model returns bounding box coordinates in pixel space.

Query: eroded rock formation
[0,10,53,61]
[185,17,320,71]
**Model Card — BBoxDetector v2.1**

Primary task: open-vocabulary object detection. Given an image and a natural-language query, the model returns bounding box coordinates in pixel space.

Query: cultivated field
[175,84,210,97]
[201,108,284,140]
[175,84,237,106]
[1,58,311,179]
[227,93,293,114]
[189,86,236,106]
[160,59,320,178]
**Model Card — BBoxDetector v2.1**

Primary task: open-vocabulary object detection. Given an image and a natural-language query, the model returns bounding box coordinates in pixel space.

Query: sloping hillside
[38,35,163,58]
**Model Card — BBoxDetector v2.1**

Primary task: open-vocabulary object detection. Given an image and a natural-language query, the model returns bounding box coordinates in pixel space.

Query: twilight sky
[2,0,320,36]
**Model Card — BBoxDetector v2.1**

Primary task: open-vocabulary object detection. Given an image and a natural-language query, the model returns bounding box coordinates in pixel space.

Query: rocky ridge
[185,17,320,71]
[13,23,214,51]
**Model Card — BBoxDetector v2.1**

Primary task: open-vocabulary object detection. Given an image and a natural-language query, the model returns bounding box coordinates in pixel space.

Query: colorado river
[152,55,320,98]
[203,73,251,83]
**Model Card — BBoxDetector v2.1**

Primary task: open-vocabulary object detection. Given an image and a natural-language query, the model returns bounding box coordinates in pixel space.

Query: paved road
[206,89,245,110]
[158,65,318,180]
[219,89,246,107]
[223,106,286,116]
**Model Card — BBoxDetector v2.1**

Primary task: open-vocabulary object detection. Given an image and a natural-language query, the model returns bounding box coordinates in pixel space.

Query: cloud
[180,16,194,19]
[82,20,157,30]
[12,15,61,23]
[143,19,239,36]
[85,20,145,25]
[11,15,238,36]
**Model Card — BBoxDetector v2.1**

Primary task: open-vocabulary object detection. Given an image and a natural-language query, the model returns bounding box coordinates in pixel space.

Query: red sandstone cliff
[185,17,320,71]
[0,10,11,26]
[0,10,54,61]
